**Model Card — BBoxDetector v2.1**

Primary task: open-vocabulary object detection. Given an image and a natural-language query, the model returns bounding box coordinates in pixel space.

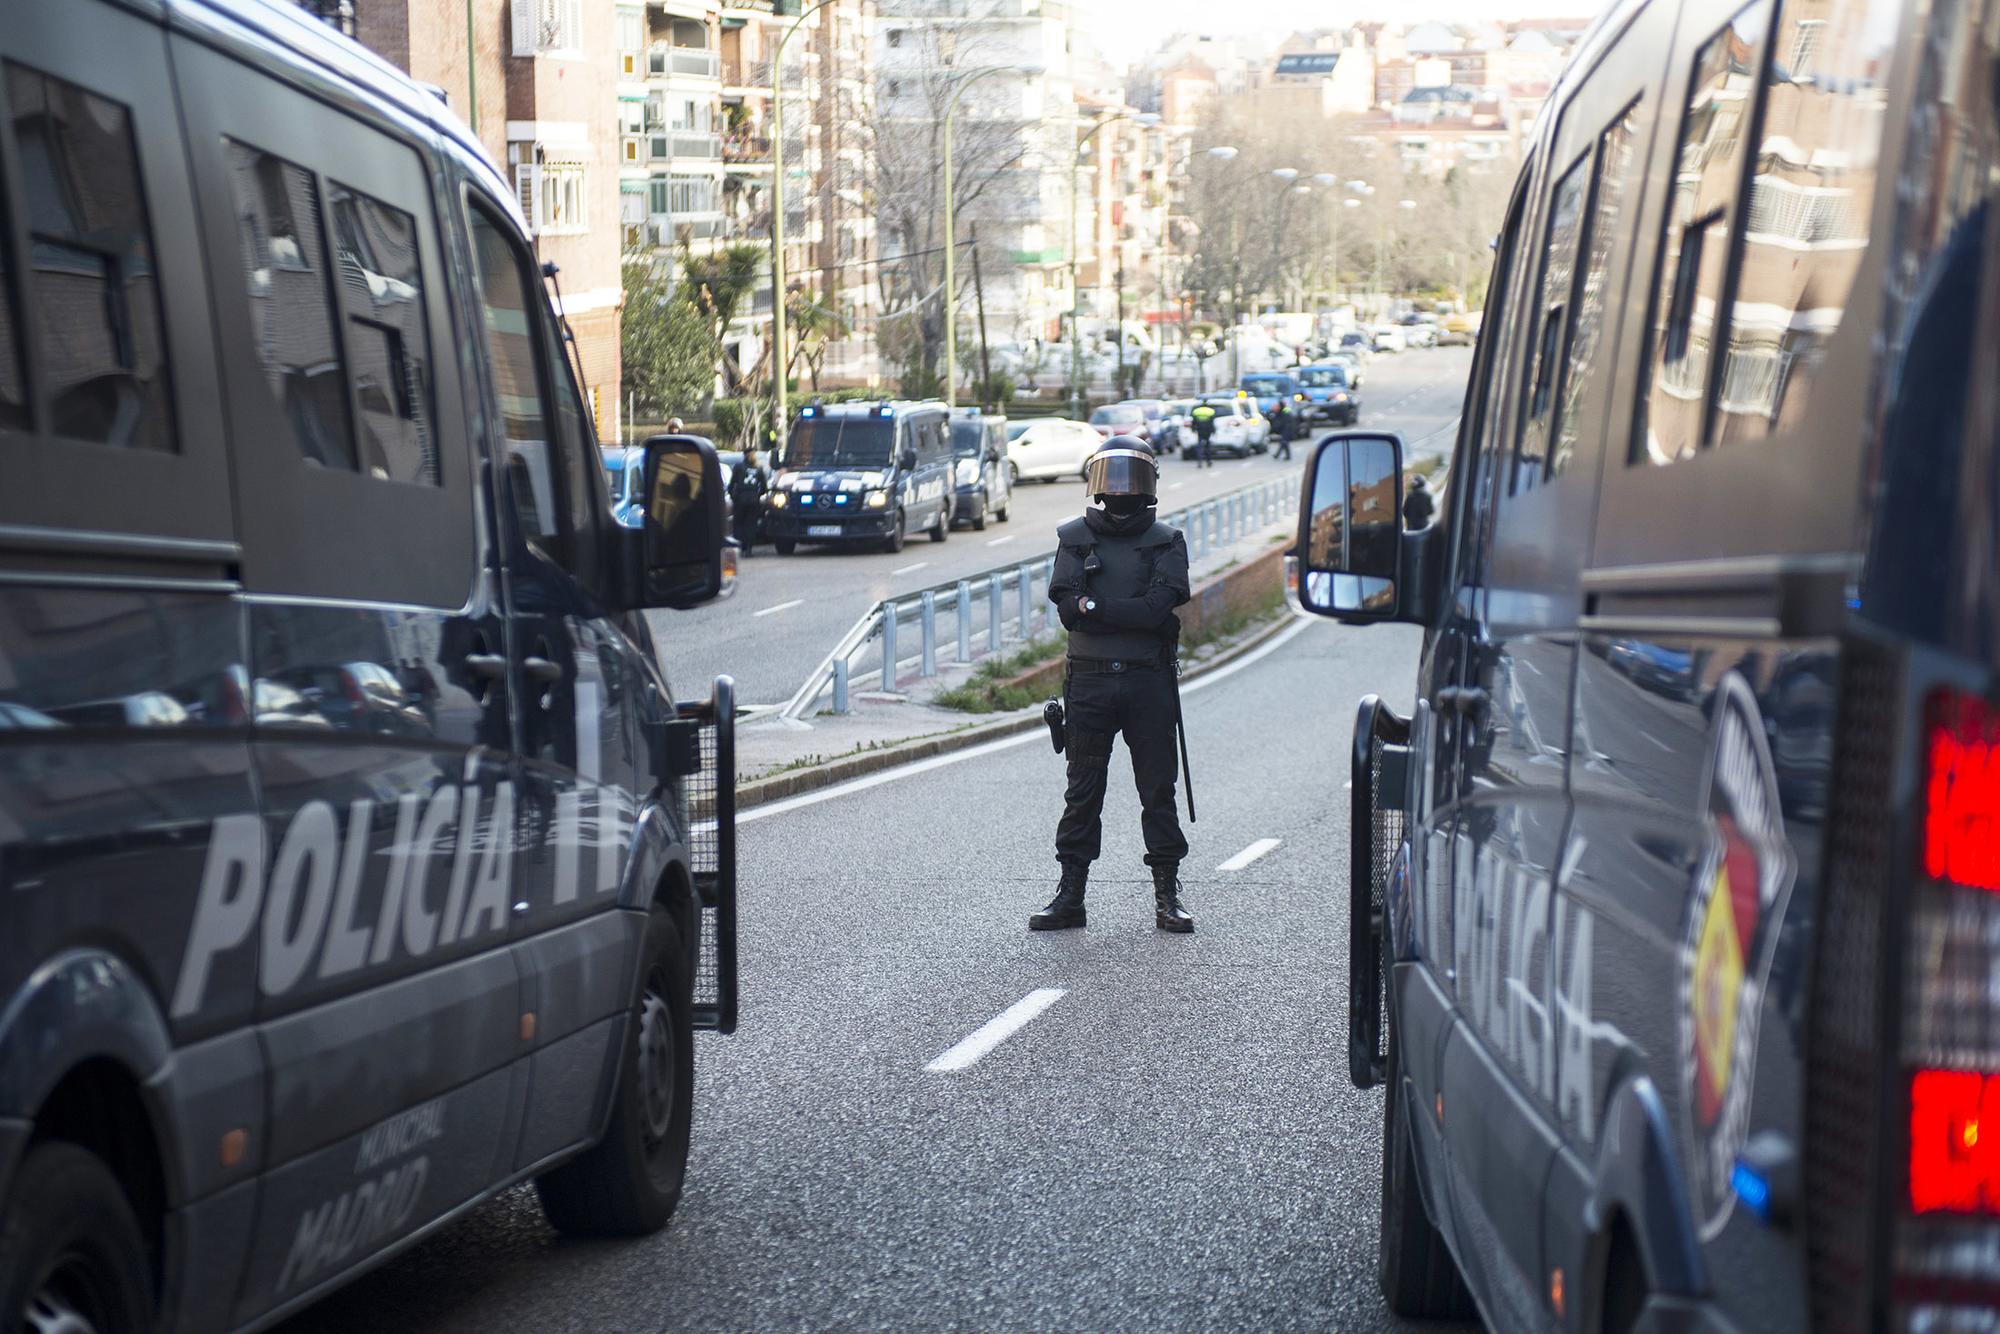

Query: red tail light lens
[1910,1070,2000,1214]
[1924,690,2000,892]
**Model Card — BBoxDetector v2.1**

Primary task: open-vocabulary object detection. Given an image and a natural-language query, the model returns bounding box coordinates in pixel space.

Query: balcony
[641,129,721,161]
[646,45,720,79]
[723,132,773,164]
[651,213,724,245]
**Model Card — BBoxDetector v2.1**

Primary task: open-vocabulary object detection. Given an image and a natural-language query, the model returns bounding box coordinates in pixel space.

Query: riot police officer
[729,447,766,555]
[1402,472,1435,529]
[1032,438,1196,934]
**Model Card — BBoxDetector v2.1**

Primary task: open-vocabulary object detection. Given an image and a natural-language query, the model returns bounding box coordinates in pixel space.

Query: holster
[1043,697,1066,754]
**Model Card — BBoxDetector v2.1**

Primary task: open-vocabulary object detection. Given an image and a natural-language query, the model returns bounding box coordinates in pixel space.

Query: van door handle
[461,653,508,680]
[523,657,563,686]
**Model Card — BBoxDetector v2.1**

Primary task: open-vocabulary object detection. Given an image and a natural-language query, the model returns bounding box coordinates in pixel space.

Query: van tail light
[342,672,368,711]
[1892,687,2000,1323]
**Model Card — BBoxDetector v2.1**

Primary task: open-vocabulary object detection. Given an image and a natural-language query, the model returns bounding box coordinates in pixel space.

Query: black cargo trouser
[1055,660,1187,871]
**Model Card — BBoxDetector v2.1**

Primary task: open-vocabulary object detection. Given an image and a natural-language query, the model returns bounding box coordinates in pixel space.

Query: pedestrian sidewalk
[732,504,1298,802]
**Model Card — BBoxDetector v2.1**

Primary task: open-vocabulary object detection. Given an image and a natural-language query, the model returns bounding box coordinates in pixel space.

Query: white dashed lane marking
[753,598,804,618]
[1218,838,1282,871]
[926,989,1066,1072]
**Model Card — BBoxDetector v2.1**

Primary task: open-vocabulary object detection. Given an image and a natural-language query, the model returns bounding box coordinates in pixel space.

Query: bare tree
[861,10,1040,392]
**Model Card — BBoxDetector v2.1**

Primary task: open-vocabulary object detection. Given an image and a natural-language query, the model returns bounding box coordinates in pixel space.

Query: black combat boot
[1153,866,1195,934]
[1030,865,1088,931]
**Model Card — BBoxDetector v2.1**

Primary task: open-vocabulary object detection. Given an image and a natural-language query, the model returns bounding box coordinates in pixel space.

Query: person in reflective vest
[1189,402,1217,468]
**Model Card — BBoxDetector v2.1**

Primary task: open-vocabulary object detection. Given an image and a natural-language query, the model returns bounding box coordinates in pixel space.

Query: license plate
[808,524,842,537]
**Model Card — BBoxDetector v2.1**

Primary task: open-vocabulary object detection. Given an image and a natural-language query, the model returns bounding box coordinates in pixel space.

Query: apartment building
[616,0,725,256]
[875,0,1077,344]
[326,0,624,440]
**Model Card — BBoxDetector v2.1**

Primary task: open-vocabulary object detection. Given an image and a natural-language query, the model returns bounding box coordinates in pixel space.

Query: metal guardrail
[777,471,1303,722]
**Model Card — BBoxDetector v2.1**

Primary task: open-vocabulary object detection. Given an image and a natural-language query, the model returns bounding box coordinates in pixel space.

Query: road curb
[735,602,1297,810]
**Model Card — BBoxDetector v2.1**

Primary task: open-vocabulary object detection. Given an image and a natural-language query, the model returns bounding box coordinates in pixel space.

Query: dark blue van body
[0,4,737,1330]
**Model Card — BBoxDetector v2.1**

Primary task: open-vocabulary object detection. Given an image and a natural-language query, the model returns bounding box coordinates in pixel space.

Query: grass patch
[933,633,1065,714]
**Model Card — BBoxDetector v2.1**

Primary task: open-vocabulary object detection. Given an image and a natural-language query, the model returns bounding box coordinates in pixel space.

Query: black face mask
[1102,494,1152,517]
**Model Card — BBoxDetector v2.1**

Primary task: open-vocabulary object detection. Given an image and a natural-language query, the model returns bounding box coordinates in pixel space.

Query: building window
[515,0,585,56]
[544,164,587,233]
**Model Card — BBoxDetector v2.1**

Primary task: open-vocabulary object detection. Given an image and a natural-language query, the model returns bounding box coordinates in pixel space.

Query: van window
[467,202,571,567]
[1551,103,1641,478]
[327,184,438,485]
[1633,1,1773,466]
[223,141,355,472]
[1512,150,1591,491]
[10,63,174,451]
[1711,0,1897,448]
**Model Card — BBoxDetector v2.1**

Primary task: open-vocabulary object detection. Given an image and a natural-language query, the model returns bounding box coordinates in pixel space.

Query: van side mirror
[1295,432,1404,621]
[629,433,726,609]
[899,445,918,471]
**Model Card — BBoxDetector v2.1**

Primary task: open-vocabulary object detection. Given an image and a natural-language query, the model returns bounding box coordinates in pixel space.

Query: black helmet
[1083,436,1159,502]
[1410,473,1429,490]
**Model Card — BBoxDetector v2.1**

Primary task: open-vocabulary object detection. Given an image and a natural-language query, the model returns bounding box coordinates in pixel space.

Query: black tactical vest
[1055,515,1180,661]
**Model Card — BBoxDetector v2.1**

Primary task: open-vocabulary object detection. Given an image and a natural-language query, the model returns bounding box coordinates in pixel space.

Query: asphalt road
[277,612,1471,1333]
[651,347,1471,708]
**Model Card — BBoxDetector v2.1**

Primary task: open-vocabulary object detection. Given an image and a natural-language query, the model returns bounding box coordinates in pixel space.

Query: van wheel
[773,538,796,555]
[1378,977,1475,1318]
[536,907,693,1237]
[1007,462,1019,485]
[883,511,907,554]
[929,509,948,543]
[0,1143,156,1334]
[971,503,987,532]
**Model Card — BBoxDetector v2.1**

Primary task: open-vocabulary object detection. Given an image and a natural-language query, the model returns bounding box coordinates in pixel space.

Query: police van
[1293,0,2000,1328]
[763,400,957,554]
[0,3,740,1330]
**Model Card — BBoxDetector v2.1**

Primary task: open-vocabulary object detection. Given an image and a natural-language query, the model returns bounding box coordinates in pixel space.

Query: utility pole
[1114,266,1125,398]
[972,224,993,412]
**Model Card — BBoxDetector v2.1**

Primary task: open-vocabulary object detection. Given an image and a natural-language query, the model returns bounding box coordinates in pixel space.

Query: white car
[1370,325,1407,353]
[1007,417,1103,482]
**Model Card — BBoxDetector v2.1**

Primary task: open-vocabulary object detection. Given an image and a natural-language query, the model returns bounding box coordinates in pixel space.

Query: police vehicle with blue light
[0,4,741,1330]
[1293,0,2000,1328]
[763,400,957,555]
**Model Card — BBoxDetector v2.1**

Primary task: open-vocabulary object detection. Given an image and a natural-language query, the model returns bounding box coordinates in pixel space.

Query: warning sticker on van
[1678,673,1796,1239]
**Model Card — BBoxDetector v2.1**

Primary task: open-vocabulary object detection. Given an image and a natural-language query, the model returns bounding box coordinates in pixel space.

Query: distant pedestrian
[667,416,685,433]
[1268,399,1294,461]
[1189,401,1217,468]
[730,448,766,555]
[1403,473,1435,529]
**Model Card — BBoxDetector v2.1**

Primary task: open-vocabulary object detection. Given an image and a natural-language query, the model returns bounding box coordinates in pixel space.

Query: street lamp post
[771,0,842,453]
[941,64,1029,410]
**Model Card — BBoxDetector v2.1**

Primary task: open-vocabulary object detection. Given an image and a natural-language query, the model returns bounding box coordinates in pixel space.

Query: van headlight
[865,490,889,509]
[769,491,789,508]
[955,459,979,486]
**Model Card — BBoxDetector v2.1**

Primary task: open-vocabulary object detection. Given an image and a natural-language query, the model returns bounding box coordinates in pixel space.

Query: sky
[1074,0,1613,66]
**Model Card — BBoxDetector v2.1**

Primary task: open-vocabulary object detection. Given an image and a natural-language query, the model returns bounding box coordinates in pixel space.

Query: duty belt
[1066,654,1168,674]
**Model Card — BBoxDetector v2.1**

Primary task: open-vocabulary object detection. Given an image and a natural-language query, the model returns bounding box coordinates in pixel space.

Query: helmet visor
[1084,447,1158,499]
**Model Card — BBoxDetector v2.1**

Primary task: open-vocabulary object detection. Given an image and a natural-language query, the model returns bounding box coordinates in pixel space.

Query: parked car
[1324,348,1368,388]
[1118,398,1173,450]
[1155,398,1199,453]
[1438,310,1482,345]
[1238,371,1301,420]
[949,411,1013,530]
[1295,363,1360,425]
[1370,324,1408,353]
[1008,417,1103,482]
[1087,402,1152,444]
[766,401,956,554]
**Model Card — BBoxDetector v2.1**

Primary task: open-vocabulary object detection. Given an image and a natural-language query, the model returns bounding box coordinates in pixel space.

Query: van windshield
[951,421,987,456]
[785,417,894,468]
[1299,367,1349,388]
[1242,376,1293,393]
[1089,405,1144,426]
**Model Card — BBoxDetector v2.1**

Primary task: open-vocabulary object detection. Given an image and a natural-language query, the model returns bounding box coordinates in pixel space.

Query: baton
[1173,657,1195,823]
